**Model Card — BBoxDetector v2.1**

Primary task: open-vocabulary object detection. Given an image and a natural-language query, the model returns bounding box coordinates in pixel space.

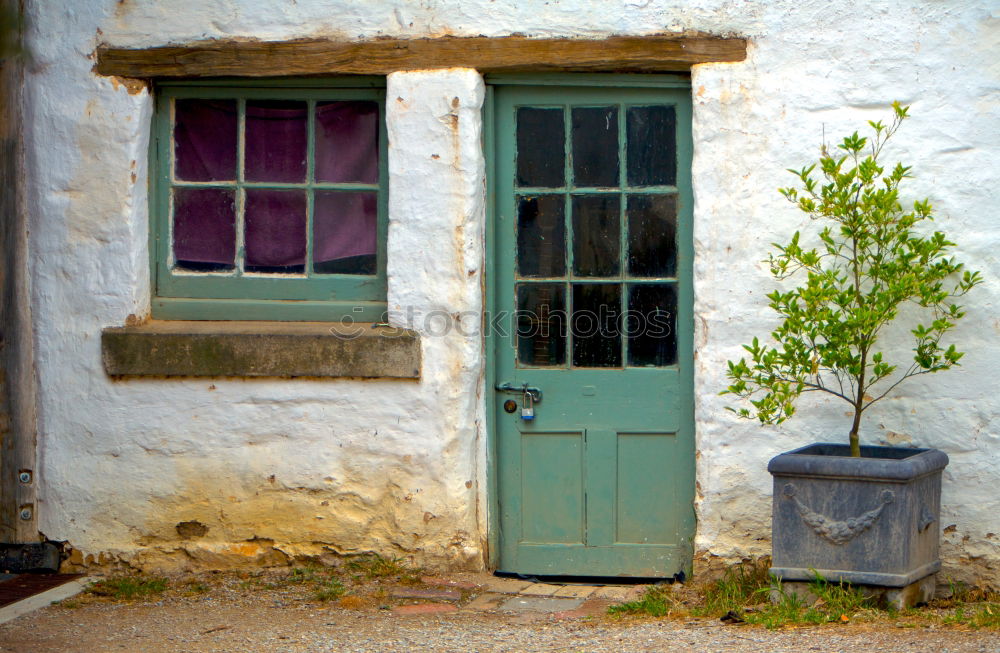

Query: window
[150,79,388,321]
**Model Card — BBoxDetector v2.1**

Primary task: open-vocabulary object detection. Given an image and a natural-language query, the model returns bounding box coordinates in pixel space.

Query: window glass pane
[517,283,566,366]
[516,107,565,188]
[626,105,676,187]
[244,189,307,273]
[627,194,677,277]
[313,191,377,275]
[315,101,379,184]
[571,106,619,187]
[173,187,236,271]
[628,284,677,367]
[245,100,307,183]
[517,195,565,278]
[572,194,620,277]
[174,99,237,182]
[572,283,621,367]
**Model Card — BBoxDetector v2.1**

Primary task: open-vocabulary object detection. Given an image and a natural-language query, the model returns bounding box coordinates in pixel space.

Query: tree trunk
[848,408,862,457]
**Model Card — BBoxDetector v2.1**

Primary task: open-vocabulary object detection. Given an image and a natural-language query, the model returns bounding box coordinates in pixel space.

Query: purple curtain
[173,187,235,268]
[314,191,377,267]
[174,100,237,182]
[172,99,379,274]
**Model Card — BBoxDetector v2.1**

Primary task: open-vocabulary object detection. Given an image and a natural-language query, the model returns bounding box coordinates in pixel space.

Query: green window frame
[150,78,389,322]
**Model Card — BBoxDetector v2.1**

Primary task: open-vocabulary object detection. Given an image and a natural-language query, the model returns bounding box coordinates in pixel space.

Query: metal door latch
[495,382,542,403]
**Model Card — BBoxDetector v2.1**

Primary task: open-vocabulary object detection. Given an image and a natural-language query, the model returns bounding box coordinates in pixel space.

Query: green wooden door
[491,80,695,577]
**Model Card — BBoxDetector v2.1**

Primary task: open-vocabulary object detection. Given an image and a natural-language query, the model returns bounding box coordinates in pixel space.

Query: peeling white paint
[18,0,1000,584]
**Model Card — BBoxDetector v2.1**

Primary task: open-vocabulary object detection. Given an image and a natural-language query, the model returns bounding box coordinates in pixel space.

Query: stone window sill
[101,320,420,379]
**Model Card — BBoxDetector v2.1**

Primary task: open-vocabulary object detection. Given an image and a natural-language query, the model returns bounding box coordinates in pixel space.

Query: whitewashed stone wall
[20,0,999,583]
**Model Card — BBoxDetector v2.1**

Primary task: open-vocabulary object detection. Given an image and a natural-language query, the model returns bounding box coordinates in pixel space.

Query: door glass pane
[627,194,677,277]
[245,100,307,183]
[572,283,621,367]
[313,191,377,275]
[517,283,566,366]
[173,187,236,271]
[572,195,620,277]
[516,107,565,188]
[315,101,379,184]
[244,189,307,273]
[628,283,677,367]
[517,195,566,278]
[626,105,676,187]
[174,99,237,182]
[571,106,619,187]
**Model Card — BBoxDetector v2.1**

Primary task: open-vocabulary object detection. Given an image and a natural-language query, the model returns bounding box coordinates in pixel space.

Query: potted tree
[724,102,981,606]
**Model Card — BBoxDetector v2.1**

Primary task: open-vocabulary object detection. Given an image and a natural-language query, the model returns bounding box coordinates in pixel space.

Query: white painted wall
[20,0,999,583]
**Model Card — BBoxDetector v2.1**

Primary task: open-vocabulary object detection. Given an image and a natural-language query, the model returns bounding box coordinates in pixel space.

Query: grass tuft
[697,557,772,616]
[313,578,347,602]
[88,575,169,601]
[943,602,1000,629]
[345,553,418,580]
[608,584,677,617]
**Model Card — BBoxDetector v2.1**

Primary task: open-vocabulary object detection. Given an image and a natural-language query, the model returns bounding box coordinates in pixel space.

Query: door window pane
[517,283,567,366]
[627,194,677,277]
[517,195,566,278]
[571,106,619,187]
[572,283,621,367]
[245,100,308,183]
[244,189,307,273]
[626,105,676,187]
[174,99,237,182]
[315,101,379,184]
[516,107,565,188]
[572,195,620,277]
[313,191,377,275]
[628,284,677,367]
[173,187,236,271]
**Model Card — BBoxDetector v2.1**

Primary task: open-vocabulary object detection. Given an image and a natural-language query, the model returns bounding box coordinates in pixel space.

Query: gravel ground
[2,597,999,653]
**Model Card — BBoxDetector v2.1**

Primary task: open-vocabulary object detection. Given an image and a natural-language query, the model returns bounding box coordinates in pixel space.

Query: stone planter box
[768,443,948,589]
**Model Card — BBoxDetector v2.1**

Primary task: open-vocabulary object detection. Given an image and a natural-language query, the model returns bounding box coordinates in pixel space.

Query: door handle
[495,382,542,403]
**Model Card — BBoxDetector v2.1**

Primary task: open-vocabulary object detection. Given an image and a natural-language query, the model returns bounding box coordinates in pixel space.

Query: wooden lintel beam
[94,35,747,78]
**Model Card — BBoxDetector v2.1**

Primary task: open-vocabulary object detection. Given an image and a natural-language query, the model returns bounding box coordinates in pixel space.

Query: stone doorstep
[480,578,532,595]
[518,582,566,597]
[461,593,507,612]
[552,585,600,599]
[497,596,584,613]
[550,598,611,620]
[391,603,458,616]
[389,587,462,601]
[591,585,648,601]
[420,576,480,591]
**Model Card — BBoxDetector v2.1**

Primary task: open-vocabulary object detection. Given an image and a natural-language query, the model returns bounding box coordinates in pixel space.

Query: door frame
[482,73,694,571]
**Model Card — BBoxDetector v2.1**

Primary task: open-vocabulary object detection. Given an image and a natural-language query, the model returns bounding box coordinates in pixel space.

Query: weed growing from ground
[88,575,169,601]
[313,578,346,602]
[604,559,1000,630]
[608,585,677,617]
[345,553,421,583]
[696,557,772,616]
[943,602,1000,629]
[742,573,877,628]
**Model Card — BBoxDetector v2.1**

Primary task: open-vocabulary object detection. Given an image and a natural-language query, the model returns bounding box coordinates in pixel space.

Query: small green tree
[724,103,982,457]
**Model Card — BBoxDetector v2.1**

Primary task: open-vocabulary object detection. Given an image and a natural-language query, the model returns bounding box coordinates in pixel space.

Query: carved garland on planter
[782,484,895,545]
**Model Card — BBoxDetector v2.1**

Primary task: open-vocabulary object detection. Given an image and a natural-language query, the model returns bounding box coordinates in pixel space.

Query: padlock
[521,389,535,420]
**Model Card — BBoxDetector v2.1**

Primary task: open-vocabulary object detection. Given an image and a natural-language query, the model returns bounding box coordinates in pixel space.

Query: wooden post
[0,0,38,545]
